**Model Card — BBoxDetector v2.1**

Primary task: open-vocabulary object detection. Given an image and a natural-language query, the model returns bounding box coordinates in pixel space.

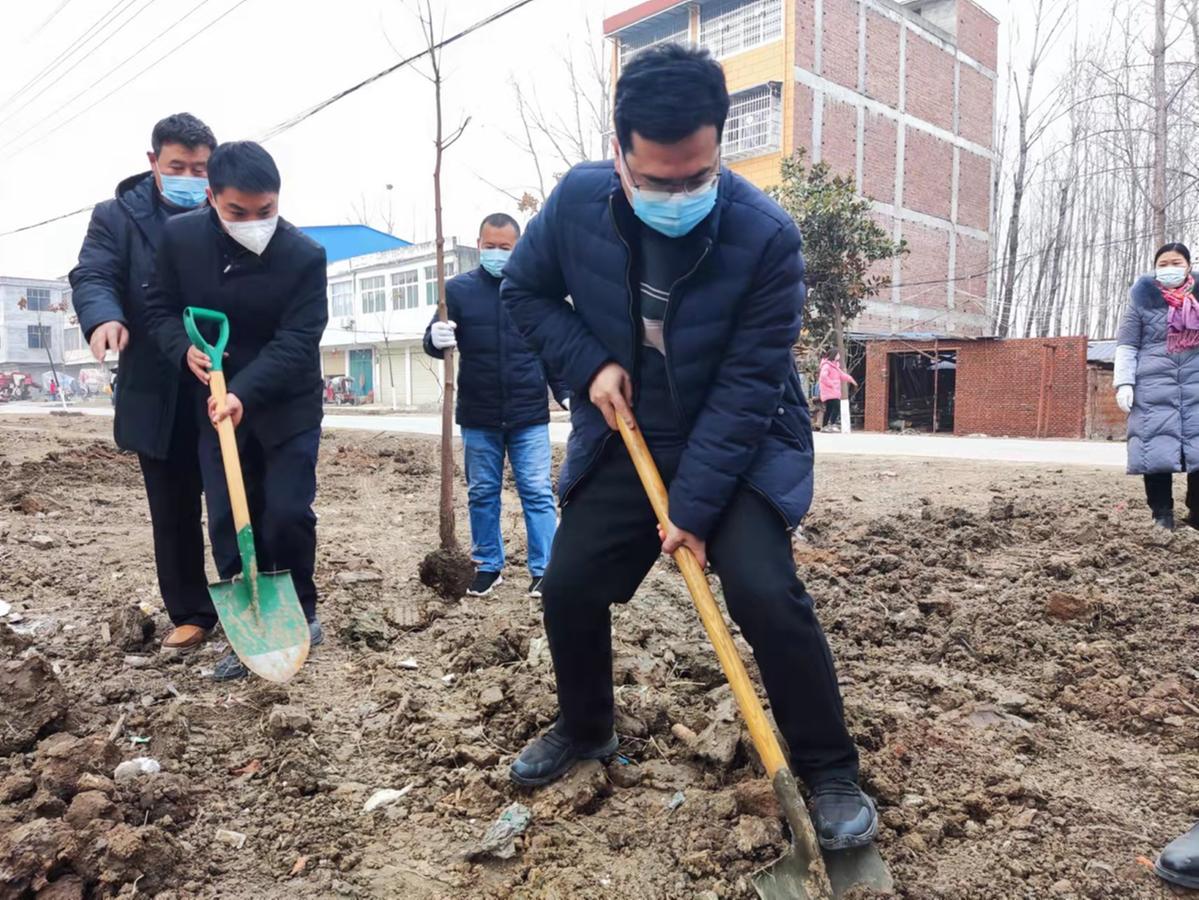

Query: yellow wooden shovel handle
[208,370,251,534]
[616,416,790,777]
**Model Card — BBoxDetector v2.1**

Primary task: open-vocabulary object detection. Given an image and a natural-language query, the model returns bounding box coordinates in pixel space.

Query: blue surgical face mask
[1156,265,1187,288]
[159,174,209,209]
[621,155,718,238]
[480,248,511,278]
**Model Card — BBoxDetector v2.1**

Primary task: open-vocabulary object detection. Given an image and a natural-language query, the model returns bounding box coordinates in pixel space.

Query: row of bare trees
[994,0,1199,338]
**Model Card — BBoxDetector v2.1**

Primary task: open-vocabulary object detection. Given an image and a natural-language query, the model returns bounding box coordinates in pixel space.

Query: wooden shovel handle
[616,417,790,777]
[209,371,251,533]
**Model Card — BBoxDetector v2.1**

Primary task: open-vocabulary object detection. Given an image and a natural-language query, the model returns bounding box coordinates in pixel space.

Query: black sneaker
[809,779,879,851]
[467,571,502,597]
[509,722,619,787]
[528,577,544,598]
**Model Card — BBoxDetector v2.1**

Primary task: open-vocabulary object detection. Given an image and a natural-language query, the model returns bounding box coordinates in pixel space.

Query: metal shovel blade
[208,569,310,683]
[753,770,894,900]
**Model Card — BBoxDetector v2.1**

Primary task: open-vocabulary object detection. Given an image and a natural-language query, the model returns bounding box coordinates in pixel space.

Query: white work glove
[1116,385,1134,414]
[430,320,457,350]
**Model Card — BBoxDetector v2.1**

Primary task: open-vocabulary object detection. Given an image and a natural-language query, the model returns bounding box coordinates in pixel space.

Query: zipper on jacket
[497,279,510,430]
[609,195,641,395]
[661,237,713,430]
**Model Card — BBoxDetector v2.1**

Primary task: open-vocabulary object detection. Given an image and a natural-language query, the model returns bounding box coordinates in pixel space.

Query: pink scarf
[1161,274,1199,354]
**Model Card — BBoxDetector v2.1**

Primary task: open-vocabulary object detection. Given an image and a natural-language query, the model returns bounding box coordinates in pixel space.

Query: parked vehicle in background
[1,372,37,401]
[78,368,110,398]
[327,375,359,405]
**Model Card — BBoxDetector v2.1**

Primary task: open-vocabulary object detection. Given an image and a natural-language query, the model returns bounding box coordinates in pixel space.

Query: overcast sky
[0,0,1005,280]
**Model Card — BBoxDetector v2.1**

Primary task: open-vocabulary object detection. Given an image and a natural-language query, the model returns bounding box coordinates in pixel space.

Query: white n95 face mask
[221,214,278,255]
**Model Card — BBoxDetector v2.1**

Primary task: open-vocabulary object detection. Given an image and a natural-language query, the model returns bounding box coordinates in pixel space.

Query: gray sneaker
[212,619,324,682]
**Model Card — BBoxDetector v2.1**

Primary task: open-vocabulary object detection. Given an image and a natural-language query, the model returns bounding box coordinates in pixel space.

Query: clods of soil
[0,416,1196,898]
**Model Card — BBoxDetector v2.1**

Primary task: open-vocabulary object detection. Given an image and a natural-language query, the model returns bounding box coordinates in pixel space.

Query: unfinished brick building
[603,0,999,336]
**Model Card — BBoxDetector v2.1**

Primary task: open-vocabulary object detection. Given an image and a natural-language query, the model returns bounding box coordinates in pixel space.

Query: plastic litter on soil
[0,415,1196,899]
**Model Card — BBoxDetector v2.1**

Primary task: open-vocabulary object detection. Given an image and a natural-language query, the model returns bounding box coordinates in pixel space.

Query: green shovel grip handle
[183,307,230,372]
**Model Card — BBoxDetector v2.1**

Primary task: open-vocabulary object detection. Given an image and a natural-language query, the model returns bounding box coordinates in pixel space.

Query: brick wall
[864,337,1090,437]
[864,11,901,106]
[793,81,815,157]
[956,149,990,230]
[795,0,816,70]
[903,32,955,132]
[898,222,950,309]
[862,112,897,202]
[902,129,953,219]
[954,233,990,315]
[957,64,994,149]
[821,97,859,179]
[1087,367,1126,440]
[822,0,861,90]
[956,0,999,71]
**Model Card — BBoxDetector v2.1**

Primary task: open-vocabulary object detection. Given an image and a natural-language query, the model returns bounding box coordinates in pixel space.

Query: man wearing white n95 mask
[143,141,329,682]
[423,213,570,599]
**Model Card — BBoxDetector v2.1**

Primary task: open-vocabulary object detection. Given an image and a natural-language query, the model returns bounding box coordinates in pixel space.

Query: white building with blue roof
[301,224,479,409]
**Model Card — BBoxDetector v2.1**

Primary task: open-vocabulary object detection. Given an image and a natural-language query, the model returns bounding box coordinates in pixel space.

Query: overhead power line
[0,0,160,131]
[27,0,79,41]
[0,0,218,152]
[0,203,100,237]
[259,0,540,141]
[0,0,543,237]
[0,0,140,114]
[2,0,251,160]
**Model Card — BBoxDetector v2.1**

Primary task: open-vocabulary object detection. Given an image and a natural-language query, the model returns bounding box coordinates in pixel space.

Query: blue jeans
[462,424,557,576]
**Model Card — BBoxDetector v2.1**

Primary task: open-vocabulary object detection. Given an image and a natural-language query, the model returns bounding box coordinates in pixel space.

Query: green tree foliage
[768,151,906,363]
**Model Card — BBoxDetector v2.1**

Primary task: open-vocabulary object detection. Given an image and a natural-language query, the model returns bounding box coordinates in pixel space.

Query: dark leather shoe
[509,723,619,787]
[809,779,879,851]
[1156,823,1199,889]
[1154,511,1176,531]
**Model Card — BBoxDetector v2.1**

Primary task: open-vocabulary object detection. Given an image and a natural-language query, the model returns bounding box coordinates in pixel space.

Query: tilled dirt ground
[0,415,1197,900]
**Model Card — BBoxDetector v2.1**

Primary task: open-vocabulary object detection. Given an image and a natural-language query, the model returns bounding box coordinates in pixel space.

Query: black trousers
[822,399,841,429]
[541,444,859,787]
[137,399,213,628]
[197,425,321,622]
[1144,470,1199,517]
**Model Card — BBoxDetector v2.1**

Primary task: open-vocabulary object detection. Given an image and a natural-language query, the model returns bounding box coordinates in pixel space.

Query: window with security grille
[723,83,782,160]
[360,275,386,314]
[619,7,691,67]
[27,325,52,349]
[24,287,52,311]
[330,281,353,317]
[699,0,783,59]
[391,270,419,309]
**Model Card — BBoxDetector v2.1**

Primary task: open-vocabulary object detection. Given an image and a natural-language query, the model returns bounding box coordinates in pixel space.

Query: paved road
[1,403,1127,468]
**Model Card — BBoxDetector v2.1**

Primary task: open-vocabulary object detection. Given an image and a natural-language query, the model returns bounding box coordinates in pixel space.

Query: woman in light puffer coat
[1113,242,1199,529]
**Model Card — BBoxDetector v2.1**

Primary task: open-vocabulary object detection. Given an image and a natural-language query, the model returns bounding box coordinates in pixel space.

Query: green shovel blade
[208,526,310,683]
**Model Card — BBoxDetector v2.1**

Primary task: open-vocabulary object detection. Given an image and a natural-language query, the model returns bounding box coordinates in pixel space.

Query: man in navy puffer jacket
[424,214,569,598]
[500,44,876,850]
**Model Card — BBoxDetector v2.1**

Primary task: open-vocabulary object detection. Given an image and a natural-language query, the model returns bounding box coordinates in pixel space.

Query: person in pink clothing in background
[818,352,857,431]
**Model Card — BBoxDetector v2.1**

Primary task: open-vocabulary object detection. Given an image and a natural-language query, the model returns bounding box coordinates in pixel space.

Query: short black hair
[1154,242,1191,266]
[613,43,729,154]
[207,141,281,195]
[151,112,216,155]
[479,213,520,237]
